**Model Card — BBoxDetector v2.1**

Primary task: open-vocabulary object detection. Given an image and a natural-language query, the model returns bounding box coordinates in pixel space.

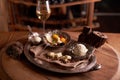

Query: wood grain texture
[0,32,119,80]
[9,0,100,8]
[0,43,118,80]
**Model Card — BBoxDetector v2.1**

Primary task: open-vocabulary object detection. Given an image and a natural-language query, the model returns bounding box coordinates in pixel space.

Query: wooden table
[0,31,120,80]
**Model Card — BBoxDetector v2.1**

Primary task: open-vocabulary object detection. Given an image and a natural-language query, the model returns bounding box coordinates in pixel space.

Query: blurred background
[95,0,120,33]
[0,0,120,32]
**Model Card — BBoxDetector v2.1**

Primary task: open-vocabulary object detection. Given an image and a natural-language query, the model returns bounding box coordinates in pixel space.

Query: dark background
[94,0,120,33]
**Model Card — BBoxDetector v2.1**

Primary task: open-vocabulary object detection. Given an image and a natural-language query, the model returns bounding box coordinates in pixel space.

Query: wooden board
[0,43,119,80]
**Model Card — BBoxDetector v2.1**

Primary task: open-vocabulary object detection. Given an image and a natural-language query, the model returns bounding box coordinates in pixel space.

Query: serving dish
[42,30,71,47]
[24,40,96,73]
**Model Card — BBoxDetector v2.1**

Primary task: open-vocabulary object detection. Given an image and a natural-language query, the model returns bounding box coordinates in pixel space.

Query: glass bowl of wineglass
[36,0,51,33]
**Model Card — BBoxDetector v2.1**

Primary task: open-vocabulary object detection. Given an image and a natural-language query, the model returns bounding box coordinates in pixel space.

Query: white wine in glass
[36,0,51,33]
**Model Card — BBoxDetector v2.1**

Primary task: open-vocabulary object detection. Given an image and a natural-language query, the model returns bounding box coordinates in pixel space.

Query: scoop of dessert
[72,43,88,57]
[28,32,42,44]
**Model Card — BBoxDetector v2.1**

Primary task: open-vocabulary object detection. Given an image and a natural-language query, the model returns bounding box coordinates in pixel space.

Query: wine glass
[36,0,51,33]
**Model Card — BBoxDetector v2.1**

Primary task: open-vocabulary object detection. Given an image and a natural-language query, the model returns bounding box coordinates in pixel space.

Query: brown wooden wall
[0,0,8,31]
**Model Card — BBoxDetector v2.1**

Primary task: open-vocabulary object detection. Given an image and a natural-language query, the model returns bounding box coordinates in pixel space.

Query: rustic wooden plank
[18,17,87,24]
[0,0,8,31]
[9,0,101,8]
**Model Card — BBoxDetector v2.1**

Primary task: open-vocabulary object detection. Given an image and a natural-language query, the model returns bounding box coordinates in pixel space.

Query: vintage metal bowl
[43,30,71,47]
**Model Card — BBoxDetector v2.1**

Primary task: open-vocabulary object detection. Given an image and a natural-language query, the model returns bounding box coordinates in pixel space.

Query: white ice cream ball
[72,44,88,56]
[32,32,40,37]
[28,32,41,44]
[33,36,42,43]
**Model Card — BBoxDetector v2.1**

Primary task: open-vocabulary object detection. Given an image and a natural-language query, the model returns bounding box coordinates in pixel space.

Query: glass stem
[43,21,45,33]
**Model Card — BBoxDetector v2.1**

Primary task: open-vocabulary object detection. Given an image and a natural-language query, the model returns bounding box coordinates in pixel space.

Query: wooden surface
[0,31,120,80]
[0,0,8,31]
[9,0,100,8]
[0,42,118,80]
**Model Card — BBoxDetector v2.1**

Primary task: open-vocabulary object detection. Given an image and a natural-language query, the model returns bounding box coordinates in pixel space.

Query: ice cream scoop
[72,43,88,57]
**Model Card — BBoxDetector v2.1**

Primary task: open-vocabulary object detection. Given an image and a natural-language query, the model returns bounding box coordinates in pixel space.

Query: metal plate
[24,41,97,73]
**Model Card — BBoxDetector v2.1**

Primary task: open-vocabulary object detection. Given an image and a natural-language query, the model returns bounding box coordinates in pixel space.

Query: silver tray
[24,40,97,73]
